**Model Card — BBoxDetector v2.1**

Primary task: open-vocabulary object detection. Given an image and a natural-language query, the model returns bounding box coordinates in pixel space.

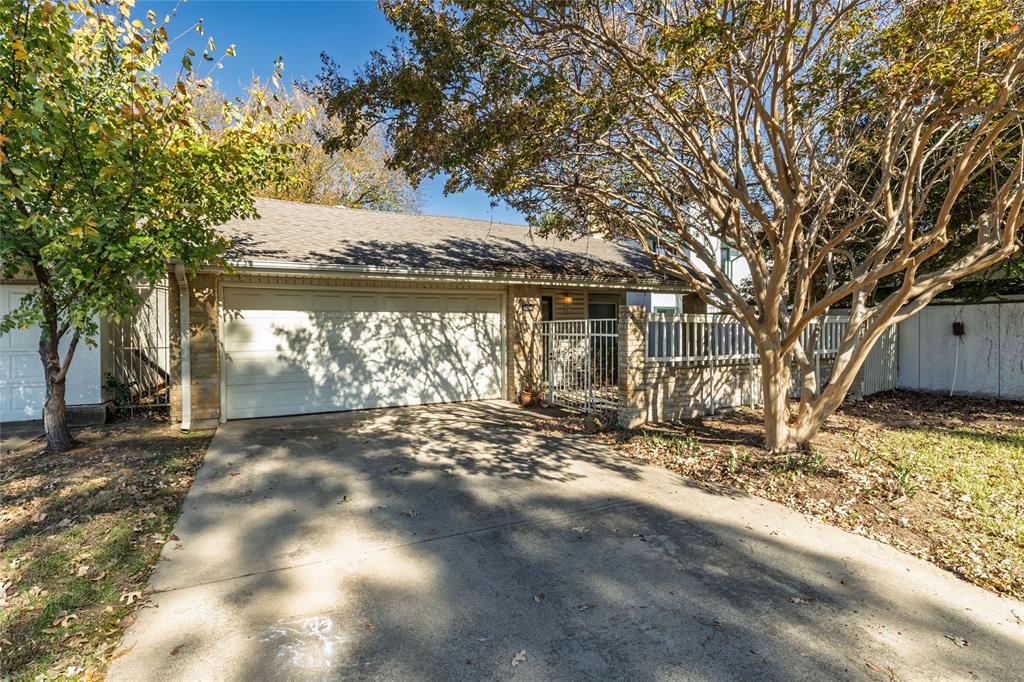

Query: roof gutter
[208,258,691,293]
[174,263,192,432]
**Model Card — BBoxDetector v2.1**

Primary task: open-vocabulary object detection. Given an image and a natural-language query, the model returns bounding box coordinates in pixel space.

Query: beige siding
[538,288,587,320]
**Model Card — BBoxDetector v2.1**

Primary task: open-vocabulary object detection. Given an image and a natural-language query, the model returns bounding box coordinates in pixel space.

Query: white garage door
[222,286,504,419]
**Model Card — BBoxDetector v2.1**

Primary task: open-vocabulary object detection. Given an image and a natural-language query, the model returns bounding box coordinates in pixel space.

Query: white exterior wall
[897,301,1024,400]
[626,292,684,312]
[1,283,103,422]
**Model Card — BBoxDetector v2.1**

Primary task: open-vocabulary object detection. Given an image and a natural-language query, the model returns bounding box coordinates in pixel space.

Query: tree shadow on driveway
[106,401,1024,681]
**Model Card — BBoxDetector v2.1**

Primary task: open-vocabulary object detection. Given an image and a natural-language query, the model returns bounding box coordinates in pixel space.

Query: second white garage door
[222,286,504,419]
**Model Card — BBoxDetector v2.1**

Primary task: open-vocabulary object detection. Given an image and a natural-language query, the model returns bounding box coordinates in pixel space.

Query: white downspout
[174,263,192,432]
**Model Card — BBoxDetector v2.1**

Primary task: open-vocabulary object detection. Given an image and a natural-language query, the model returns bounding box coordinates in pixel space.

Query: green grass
[0,422,213,680]
[869,425,1024,592]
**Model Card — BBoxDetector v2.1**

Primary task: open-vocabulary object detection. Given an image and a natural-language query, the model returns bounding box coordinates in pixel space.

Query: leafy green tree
[318,0,1024,450]
[1,0,296,452]
[196,83,421,211]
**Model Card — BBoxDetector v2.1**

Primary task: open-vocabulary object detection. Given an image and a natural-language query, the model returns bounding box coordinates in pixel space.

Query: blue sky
[138,0,524,223]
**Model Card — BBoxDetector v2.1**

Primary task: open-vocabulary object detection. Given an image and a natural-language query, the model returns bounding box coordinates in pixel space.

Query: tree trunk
[761,351,796,452]
[39,334,75,453]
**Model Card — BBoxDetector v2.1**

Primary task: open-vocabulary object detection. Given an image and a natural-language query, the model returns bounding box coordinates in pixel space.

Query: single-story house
[168,198,693,428]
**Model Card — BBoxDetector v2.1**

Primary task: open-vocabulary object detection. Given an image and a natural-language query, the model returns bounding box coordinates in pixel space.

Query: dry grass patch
[610,391,1024,600]
[0,418,213,680]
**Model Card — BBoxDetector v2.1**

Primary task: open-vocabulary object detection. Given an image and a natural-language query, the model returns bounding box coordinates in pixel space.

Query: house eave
[206,258,690,292]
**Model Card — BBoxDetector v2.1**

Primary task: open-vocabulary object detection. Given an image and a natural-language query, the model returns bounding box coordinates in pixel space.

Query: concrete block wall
[169,272,221,427]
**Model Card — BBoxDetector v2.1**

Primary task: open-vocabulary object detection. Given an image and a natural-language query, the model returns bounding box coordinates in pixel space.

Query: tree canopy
[318,0,1024,449]
[1,0,297,450]
[196,83,421,212]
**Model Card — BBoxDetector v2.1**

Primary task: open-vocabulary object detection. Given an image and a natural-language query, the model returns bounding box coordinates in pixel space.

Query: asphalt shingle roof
[216,198,671,283]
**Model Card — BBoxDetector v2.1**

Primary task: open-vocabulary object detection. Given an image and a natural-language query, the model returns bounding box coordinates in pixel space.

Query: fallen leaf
[229,472,241,477]
[532,592,545,604]
[511,650,527,666]
[169,534,179,541]
[575,603,596,611]
[945,634,970,647]
[76,565,90,577]
[120,591,142,606]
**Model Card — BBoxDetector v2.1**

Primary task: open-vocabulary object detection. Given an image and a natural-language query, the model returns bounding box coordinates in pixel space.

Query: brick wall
[507,286,542,401]
[169,272,220,427]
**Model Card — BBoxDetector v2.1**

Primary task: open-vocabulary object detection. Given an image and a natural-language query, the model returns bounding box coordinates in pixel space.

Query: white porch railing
[647,313,851,364]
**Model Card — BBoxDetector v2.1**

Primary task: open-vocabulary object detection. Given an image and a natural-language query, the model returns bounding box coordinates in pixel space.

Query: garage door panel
[223,287,503,419]
[224,353,313,385]
[474,296,501,314]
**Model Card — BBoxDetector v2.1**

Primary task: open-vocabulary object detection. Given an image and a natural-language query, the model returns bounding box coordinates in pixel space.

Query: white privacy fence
[898,301,1024,400]
[538,318,619,411]
[647,313,851,364]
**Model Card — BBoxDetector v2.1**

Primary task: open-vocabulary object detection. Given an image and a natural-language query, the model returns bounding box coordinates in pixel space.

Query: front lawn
[613,391,1024,601]
[0,419,213,680]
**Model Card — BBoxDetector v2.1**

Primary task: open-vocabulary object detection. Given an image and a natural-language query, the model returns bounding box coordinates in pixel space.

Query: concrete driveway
[107,401,1024,681]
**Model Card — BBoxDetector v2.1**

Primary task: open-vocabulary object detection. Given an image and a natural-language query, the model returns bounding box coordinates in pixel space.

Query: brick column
[618,304,648,428]
[507,286,542,402]
[169,272,221,427]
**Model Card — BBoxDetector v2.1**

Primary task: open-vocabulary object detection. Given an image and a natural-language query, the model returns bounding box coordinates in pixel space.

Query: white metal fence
[862,326,899,396]
[647,313,851,364]
[107,279,171,411]
[538,319,619,412]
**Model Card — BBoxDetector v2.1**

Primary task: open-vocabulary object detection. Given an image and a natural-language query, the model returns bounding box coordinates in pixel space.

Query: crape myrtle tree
[1,0,298,452]
[317,0,1024,451]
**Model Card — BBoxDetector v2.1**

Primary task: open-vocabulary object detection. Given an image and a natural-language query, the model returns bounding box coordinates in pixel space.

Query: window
[587,302,617,319]
[541,296,553,321]
[720,245,734,280]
